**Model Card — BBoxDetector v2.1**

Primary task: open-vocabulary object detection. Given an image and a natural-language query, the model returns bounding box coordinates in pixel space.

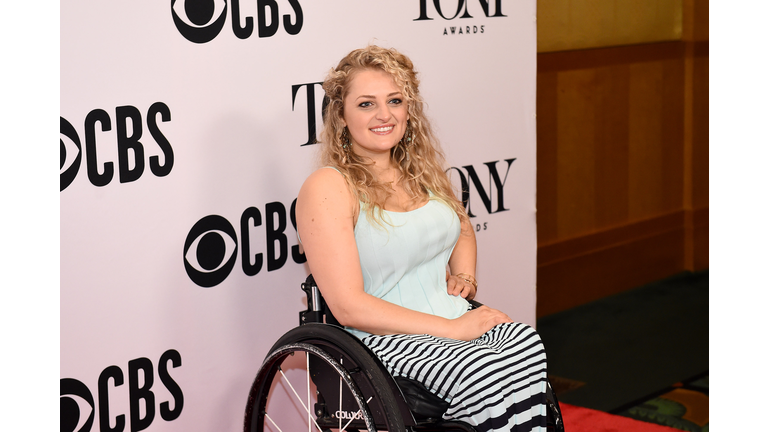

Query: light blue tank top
[347,196,470,339]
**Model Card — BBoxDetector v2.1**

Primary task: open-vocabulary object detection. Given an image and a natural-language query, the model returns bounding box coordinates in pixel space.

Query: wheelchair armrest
[303,274,485,324]
[300,274,342,326]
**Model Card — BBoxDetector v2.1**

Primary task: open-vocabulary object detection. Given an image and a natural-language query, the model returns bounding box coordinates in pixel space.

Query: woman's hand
[450,305,513,341]
[446,271,477,300]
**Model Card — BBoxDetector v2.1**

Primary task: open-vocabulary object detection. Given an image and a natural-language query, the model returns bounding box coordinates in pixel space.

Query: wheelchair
[243,275,565,432]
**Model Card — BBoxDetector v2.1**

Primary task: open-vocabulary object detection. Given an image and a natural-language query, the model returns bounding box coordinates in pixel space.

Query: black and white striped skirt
[362,322,548,432]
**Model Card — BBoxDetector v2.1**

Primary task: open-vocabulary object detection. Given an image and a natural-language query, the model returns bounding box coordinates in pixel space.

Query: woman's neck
[372,162,399,184]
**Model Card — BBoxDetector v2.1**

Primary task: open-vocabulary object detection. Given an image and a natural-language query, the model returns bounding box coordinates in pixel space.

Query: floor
[537,270,709,430]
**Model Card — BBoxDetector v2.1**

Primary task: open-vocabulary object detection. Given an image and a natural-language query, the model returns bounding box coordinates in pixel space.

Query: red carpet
[560,403,681,432]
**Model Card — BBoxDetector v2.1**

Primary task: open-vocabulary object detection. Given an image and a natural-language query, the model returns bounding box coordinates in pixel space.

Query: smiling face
[342,68,409,163]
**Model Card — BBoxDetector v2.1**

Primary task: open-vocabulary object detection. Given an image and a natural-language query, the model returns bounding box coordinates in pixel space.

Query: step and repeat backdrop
[61,1,536,431]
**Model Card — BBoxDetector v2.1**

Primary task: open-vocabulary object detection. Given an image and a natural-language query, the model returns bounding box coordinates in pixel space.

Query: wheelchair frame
[243,275,564,432]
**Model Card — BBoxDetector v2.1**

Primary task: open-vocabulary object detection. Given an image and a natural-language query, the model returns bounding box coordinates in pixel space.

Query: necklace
[375,164,399,190]
[378,168,397,190]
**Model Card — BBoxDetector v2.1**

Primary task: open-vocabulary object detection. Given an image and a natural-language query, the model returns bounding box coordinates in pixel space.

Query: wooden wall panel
[692,53,709,210]
[693,207,709,270]
[538,214,686,317]
[688,0,708,271]
[690,51,708,271]
[538,0,683,52]
[556,69,597,239]
[537,71,559,244]
[536,11,708,316]
[628,61,667,220]
[661,58,686,212]
[593,65,630,228]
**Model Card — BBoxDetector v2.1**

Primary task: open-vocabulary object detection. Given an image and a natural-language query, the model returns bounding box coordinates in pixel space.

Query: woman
[296,45,548,432]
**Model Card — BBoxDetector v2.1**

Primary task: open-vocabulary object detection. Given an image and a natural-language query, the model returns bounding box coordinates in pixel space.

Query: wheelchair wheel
[244,324,409,432]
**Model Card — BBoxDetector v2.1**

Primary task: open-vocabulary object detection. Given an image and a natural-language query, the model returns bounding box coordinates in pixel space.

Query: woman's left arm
[447,217,478,300]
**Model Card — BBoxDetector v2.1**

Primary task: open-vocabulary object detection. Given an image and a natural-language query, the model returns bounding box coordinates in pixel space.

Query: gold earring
[400,121,413,160]
[341,127,350,152]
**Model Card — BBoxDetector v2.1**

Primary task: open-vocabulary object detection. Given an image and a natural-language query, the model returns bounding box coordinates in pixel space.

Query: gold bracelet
[455,273,478,290]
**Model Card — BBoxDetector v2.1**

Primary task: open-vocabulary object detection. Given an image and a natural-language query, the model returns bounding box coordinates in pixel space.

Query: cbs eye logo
[61,117,83,192]
[171,0,227,44]
[61,379,95,432]
[183,215,238,288]
[171,0,304,44]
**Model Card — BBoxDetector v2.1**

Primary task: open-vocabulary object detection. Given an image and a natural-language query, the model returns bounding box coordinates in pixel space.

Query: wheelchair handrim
[246,342,377,432]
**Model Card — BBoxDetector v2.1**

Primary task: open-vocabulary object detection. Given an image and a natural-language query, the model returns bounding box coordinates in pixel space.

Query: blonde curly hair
[319,45,468,226]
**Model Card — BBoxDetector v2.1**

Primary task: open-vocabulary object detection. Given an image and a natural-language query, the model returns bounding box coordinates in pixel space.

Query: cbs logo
[60,350,183,432]
[60,103,174,191]
[183,200,305,287]
[171,0,304,44]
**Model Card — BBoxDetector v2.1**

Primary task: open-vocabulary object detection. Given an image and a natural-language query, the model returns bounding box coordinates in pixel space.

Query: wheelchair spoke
[246,338,398,432]
[277,366,324,432]
[340,396,373,432]
[264,413,284,432]
[307,354,311,432]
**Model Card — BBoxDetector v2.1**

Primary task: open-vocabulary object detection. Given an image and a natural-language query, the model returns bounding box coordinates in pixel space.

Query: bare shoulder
[299,167,351,203]
[297,167,356,220]
[301,167,346,190]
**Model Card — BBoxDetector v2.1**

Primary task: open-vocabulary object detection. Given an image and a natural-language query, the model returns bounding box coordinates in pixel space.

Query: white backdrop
[60,1,537,431]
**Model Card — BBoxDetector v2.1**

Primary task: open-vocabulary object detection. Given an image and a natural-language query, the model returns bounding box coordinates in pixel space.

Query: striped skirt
[362,322,548,432]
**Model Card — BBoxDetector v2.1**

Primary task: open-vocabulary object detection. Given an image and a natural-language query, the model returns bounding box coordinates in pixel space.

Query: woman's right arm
[295,168,510,340]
